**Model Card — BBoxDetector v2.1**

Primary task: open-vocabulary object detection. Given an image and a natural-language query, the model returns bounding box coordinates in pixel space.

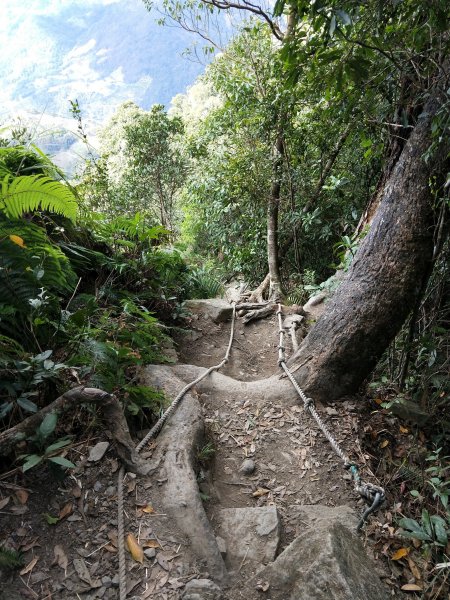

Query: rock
[216,536,227,557]
[239,458,256,475]
[182,579,222,600]
[88,441,109,462]
[93,481,103,492]
[303,292,328,321]
[216,506,280,568]
[389,398,431,426]
[183,299,233,323]
[144,548,156,559]
[249,505,390,600]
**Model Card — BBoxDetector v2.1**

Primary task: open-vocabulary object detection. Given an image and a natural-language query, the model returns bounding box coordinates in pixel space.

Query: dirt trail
[0,305,380,600]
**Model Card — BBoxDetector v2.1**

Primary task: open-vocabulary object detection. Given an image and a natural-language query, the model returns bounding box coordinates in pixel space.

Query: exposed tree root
[0,386,151,475]
[141,365,229,583]
[237,302,306,326]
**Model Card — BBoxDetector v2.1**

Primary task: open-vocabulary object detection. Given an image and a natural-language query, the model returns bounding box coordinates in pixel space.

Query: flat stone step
[215,506,281,569]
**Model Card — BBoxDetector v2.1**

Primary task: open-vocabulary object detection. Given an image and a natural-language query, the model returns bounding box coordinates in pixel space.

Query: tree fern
[0,174,77,221]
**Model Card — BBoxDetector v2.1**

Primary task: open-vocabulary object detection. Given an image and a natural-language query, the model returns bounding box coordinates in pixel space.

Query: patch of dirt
[0,307,389,600]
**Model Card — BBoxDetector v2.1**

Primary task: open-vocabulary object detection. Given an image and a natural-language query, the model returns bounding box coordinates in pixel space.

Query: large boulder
[184,299,233,323]
[249,505,390,600]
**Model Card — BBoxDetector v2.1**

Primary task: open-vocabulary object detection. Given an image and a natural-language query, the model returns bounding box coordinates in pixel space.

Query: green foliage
[1,174,77,221]
[399,510,448,548]
[0,547,23,570]
[19,412,75,473]
[185,265,224,299]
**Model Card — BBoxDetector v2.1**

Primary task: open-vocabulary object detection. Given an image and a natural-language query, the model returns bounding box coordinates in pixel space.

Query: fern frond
[0,219,77,310]
[0,174,77,221]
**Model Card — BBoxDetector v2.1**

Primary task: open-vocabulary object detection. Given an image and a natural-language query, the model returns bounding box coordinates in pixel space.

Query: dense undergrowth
[0,144,222,469]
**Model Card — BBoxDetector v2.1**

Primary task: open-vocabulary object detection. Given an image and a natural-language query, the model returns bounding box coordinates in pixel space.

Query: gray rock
[250,505,389,600]
[183,299,233,323]
[216,506,280,568]
[101,576,112,588]
[182,579,222,600]
[390,398,431,425]
[216,535,227,557]
[88,441,110,462]
[239,458,256,475]
[144,548,156,559]
[93,480,103,492]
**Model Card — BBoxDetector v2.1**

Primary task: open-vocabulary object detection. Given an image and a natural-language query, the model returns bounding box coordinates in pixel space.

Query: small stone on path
[239,458,255,475]
[88,441,109,462]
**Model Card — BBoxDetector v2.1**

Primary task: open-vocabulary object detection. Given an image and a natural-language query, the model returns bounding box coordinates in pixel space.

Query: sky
[0,0,211,168]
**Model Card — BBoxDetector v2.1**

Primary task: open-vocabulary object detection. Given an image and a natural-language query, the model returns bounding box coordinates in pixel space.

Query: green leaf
[1,174,77,221]
[401,530,432,542]
[39,413,57,438]
[329,15,336,36]
[34,350,52,362]
[336,9,351,26]
[430,515,448,545]
[47,456,75,469]
[22,454,43,472]
[17,397,38,413]
[42,513,59,525]
[45,438,72,453]
[398,517,423,532]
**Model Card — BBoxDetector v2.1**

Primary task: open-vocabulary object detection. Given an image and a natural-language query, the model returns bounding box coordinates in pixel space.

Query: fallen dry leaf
[20,556,38,575]
[73,558,93,585]
[143,539,161,549]
[126,533,144,563]
[380,439,389,448]
[0,496,10,510]
[392,547,409,561]
[142,505,155,514]
[20,538,40,552]
[157,554,170,571]
[15,489,29,505]
[53,544,68,571]
[252,488,270,497]
[72,485,82,498]
[399,425,409,434]
[407,556,421,580]
[401,583,423,591]
[58,502,73,520]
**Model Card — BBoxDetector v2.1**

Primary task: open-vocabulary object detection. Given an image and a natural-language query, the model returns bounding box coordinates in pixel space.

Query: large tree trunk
[287,96,448,403]
[267,134,284,300]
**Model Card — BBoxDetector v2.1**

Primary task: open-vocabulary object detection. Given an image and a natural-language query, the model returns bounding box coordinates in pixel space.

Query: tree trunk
[287,97,448,403]
[267,134,284,300]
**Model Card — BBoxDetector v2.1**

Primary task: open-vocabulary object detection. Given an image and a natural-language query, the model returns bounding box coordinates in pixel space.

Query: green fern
[0,174,77,221]
[0,219,76,310]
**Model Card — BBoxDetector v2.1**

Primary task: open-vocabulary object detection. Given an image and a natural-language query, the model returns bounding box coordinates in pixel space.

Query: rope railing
[276,304,385,532]
[117,302,237,599]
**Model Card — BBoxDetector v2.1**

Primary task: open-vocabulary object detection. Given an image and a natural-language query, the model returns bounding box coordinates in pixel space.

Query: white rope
[118,302,236,598]
[276,304,385,531]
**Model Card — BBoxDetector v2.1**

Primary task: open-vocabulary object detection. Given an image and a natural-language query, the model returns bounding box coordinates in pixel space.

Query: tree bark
[267,134,284,300]
[287,96,448,403]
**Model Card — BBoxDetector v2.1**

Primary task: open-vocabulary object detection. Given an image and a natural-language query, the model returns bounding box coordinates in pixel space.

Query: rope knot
[304,397,315,410]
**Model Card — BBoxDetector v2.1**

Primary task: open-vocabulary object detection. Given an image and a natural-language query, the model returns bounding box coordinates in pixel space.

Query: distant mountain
[1,0,221,172]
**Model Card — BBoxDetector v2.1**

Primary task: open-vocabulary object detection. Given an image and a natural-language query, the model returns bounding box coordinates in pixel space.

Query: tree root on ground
[0,386,151,476]
[141,365,229,583]
[236,302,306,326]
